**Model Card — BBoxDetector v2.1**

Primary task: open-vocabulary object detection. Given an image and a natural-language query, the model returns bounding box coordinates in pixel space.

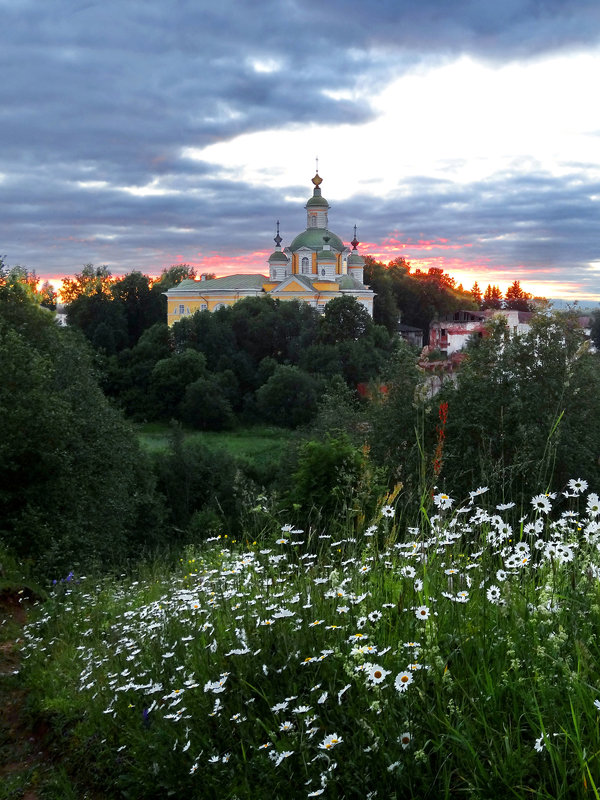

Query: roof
[306,195,330,208]
[337,274,363,289]
[287,274,318,290]
[168,275,267,293]
[289,228,345,252]
[347,251,365,266]
[268,250,289,262]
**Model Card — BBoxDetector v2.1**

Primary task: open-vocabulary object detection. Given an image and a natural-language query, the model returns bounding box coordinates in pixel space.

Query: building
[165,172,375,325]
[397,322,424,349]
[429,309,534,356]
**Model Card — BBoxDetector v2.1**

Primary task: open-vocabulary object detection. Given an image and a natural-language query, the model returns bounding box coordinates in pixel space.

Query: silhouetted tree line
[364,257,538,340]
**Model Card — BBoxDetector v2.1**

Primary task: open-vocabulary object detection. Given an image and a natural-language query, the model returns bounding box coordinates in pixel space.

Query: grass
[16,482,600,799]
[136,421,297,460]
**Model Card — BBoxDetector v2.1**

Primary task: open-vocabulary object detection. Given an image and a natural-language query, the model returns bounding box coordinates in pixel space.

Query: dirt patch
[0,593,42,800]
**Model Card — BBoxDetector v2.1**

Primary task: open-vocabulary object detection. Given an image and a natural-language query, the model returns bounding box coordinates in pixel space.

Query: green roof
[268,250,289,262]
[337,275,362,289]
[289,228,345,252]
[347,251,365,266]
[168,274,267,293]
[306,195,330,208]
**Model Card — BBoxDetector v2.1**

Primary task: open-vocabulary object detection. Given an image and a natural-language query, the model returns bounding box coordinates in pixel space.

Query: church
[165,172,375,324]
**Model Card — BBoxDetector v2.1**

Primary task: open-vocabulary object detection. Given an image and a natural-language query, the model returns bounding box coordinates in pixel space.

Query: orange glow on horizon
[38,245,597,303]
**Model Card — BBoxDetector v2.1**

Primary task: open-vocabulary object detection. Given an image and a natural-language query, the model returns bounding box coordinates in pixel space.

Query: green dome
[268,250,289,262]
[290,228,345,252]
[347,252,364,266]
[306,195,330,208]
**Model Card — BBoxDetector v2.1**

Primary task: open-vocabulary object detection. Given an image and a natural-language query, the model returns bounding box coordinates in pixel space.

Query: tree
[255,365,323,428]
[285,434,383,532]
[482,284,503,310]
[363,256,477,343]
[413,267,456,290]
[590,309,600,350]
[66,291,128,354]
[0,290,163,577]
[149,348,207,420]
[363,257,400,334]
[38,280,57,310]
[318,295,373,344]
[366,339,423,491]
[103,322,172,419]
[111,270,163,346]
[471,282,482,306]
[0,261,56,312]
[152,429,239,540]
[440,312,600,503]
[61,264,113,304]
[0,262,60,350]
[504,280,533,311]
[153,264,197,291]
[180,375,236,430]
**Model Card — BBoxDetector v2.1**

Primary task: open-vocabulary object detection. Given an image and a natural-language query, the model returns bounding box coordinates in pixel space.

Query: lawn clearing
[137,422,297,460]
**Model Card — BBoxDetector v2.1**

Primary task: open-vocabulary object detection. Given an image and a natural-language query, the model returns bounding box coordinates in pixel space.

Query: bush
[255,365,323,428]
[152,430,241,541]
[180,376,236,430]
[286,434,384,534]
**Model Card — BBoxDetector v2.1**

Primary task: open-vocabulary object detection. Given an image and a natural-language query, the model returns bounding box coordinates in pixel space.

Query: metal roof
[167,275,267,293]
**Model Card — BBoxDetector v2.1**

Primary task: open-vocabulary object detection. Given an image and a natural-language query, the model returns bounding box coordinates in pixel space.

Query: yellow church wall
[312,281,339,291]
[281,280,309,293]
[167,294,240,325]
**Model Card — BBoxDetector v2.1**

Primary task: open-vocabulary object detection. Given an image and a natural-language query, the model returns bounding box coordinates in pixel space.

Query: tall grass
[19,481,600,798]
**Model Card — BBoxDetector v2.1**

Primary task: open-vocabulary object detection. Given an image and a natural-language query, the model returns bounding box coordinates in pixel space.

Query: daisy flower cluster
[19,481,600,798]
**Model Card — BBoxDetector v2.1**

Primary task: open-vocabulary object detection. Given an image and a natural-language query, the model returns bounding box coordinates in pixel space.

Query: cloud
[1,0,600,297]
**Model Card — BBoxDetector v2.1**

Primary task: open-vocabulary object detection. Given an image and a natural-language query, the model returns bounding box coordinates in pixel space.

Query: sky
[2,0,600,301]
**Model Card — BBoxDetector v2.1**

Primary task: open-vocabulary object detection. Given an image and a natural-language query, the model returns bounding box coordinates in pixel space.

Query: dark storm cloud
[302,0,600,59]
[333,169,600,292]
[1,0,600,287]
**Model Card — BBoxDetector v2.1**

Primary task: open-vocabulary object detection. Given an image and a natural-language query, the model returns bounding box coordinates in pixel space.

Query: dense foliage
[0,269,164,577]
[103,294,395,430]
[438,313,600,505]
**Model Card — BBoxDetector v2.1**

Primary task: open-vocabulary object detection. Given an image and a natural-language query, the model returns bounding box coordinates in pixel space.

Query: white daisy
[319,733,343,750]
[531,494,552,514]
[367,664,390,685]
[433,493,454,510]
[394,671,413,692]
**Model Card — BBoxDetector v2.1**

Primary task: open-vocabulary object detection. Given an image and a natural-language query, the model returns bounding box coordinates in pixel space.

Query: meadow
[16,480,600,799]
[136,422,297,461]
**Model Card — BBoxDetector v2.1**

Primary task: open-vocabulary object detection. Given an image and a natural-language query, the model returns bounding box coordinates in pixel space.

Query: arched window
[301,256,309,273]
